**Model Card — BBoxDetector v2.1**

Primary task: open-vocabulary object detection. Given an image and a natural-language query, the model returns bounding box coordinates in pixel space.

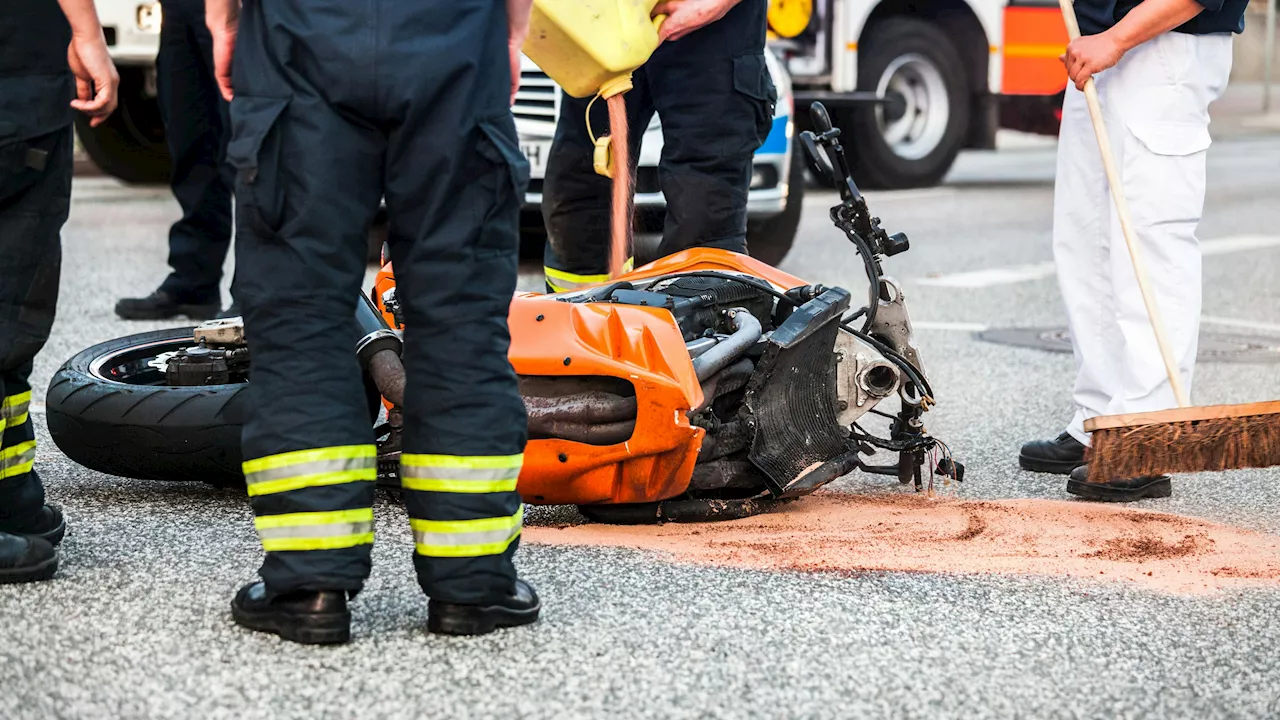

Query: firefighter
[207,0,540,642]
[540,0,776,292]
[0,0,118,582]
[1018,0,1247,501]
[115,0,236,321]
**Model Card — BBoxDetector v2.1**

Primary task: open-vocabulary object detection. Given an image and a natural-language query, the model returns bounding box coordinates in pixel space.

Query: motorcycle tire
[45,327,249,488]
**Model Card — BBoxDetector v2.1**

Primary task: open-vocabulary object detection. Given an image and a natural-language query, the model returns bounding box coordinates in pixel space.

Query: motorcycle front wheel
[45,327,379,488]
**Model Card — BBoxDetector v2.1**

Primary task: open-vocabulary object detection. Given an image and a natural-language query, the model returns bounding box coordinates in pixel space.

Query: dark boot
[231,581,351,645]
[1018,432,1087,474]
[216,303,240,319]
[0,504,65,546]
[427,579,541,636]
[0,533,57,584]
[1066,465,1172,502]
[115,289,220,321]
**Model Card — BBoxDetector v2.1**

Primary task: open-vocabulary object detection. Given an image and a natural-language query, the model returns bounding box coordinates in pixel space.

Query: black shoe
[0,504,65,546]
[0,532,57,584]
[427,579,541,636]
[216,303,240,319]
[1066,465,1172,502]
[115,290,220,321]
[230,581,351,645]
[1018,432,1087,474]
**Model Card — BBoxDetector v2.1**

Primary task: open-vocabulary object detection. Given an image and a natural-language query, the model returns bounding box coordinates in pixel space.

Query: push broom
[1057,0,1280,483]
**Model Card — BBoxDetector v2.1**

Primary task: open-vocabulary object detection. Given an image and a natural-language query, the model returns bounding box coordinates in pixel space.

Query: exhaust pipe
[691,309,762,382]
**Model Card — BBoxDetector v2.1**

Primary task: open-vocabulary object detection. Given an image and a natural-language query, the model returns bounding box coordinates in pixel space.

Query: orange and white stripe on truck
[1000,2,1069,96]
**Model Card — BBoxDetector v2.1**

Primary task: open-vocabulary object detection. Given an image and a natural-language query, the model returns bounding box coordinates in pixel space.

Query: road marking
[914,234,1280,289]
[912,321,991,332]
[1201,315,1280,334]
[915,262,1056,288]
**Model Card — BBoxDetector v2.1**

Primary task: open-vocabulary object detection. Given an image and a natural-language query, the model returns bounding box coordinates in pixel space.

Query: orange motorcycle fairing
[370,250,820,507]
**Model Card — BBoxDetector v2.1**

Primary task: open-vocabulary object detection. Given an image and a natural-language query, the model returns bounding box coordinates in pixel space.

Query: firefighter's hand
[1061,33,1125,91]
[207,0,239,101]
[652,0,739,43]
[211,25,237,101]
[67,33,119,126]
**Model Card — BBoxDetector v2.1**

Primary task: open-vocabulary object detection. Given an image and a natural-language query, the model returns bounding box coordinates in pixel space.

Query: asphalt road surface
[4,130,1280,719]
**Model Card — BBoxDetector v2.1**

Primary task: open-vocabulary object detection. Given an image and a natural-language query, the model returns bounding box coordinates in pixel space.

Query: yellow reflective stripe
[411,506,523,558]
[243,445,377,497]
[247,469,375,497]
[400,453,523,494]
[621,256,635,273]
[7,412,27,428]
[243,445,375,474]
[261,532,375,552]
[254,507,374,529]
[0,440,36,478]
[255,508,375,552]
[544,266,609,292]
[1,391,31,422]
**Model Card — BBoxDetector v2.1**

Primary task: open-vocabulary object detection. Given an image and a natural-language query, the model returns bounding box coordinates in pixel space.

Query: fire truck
[769,0,1069,188]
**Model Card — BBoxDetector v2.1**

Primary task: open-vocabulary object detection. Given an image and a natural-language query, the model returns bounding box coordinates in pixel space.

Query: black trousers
[540,0,775,292]
[156,0,234,305]
[230,0,529,604]
[0,127,71,526]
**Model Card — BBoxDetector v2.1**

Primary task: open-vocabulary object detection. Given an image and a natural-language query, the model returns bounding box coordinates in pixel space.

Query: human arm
[508,0,534,105]
[651,0,745,43]
[57,0,119,126]
[206,0,240,101]
[1062,0,1205,90]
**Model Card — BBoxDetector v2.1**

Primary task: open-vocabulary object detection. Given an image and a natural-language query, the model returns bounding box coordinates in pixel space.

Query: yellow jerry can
[522,0,666,99]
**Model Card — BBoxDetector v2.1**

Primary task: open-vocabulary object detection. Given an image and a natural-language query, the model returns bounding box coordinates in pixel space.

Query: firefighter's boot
[231,581,352,645]
[0,532,57,584]
[0,503,66,546]
[427,578,541,636]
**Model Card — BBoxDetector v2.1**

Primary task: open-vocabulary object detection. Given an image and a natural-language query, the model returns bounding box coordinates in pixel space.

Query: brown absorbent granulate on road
[524,492,1280,595]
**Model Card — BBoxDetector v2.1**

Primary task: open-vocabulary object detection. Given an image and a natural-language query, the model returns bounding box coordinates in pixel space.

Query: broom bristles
[1087,413,1280,482]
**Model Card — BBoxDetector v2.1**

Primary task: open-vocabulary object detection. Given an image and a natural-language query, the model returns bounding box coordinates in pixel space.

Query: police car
[512,51,801,265]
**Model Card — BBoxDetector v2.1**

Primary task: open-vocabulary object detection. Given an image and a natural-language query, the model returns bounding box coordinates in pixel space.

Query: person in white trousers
[1018,0,1246,502]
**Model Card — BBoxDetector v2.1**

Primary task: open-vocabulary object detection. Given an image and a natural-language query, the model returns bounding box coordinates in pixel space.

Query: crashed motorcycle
[46,103,960,523]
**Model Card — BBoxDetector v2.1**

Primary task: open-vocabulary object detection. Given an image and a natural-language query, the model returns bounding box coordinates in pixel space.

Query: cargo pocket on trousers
[733,53,778,148]
[473,115,531,257]
[226,96,290,238]
[1125,120,1211,157]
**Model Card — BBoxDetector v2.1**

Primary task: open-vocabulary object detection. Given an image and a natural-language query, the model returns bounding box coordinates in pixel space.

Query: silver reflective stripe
[0,445,35,472]
[245,456,375,486]
[1,399,29,421]
[257,521,375,541]
[413,526,517,548]
[400,465,519,482]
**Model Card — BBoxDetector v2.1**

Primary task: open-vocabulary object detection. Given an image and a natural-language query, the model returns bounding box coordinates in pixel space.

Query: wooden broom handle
[1057,0,1190,408]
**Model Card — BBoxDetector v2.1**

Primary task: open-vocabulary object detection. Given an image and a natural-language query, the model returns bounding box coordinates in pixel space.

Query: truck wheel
[846,18,969,190]
[746,148,804,267]
[74,67,170,185]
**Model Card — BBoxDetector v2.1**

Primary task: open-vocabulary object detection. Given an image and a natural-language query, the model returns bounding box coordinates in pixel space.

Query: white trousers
[1054,31,1233,445]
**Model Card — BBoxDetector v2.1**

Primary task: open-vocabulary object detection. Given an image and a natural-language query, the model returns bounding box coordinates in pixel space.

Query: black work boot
[1066,465,1172,502]
[115,290,220,321]
[427,579,541,636]
[1018,432,1087,474]
[0,532,57,584]
[231,581,352,645]
[0,504,66,546]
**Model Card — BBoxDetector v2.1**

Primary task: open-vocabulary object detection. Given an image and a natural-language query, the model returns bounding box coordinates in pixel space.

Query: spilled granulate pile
[524,492,1280,594]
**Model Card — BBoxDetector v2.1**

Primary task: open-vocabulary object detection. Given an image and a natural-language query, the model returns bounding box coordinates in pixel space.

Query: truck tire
[746,147,804,266]
[74,67,170,185]
[845,18,969,190]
